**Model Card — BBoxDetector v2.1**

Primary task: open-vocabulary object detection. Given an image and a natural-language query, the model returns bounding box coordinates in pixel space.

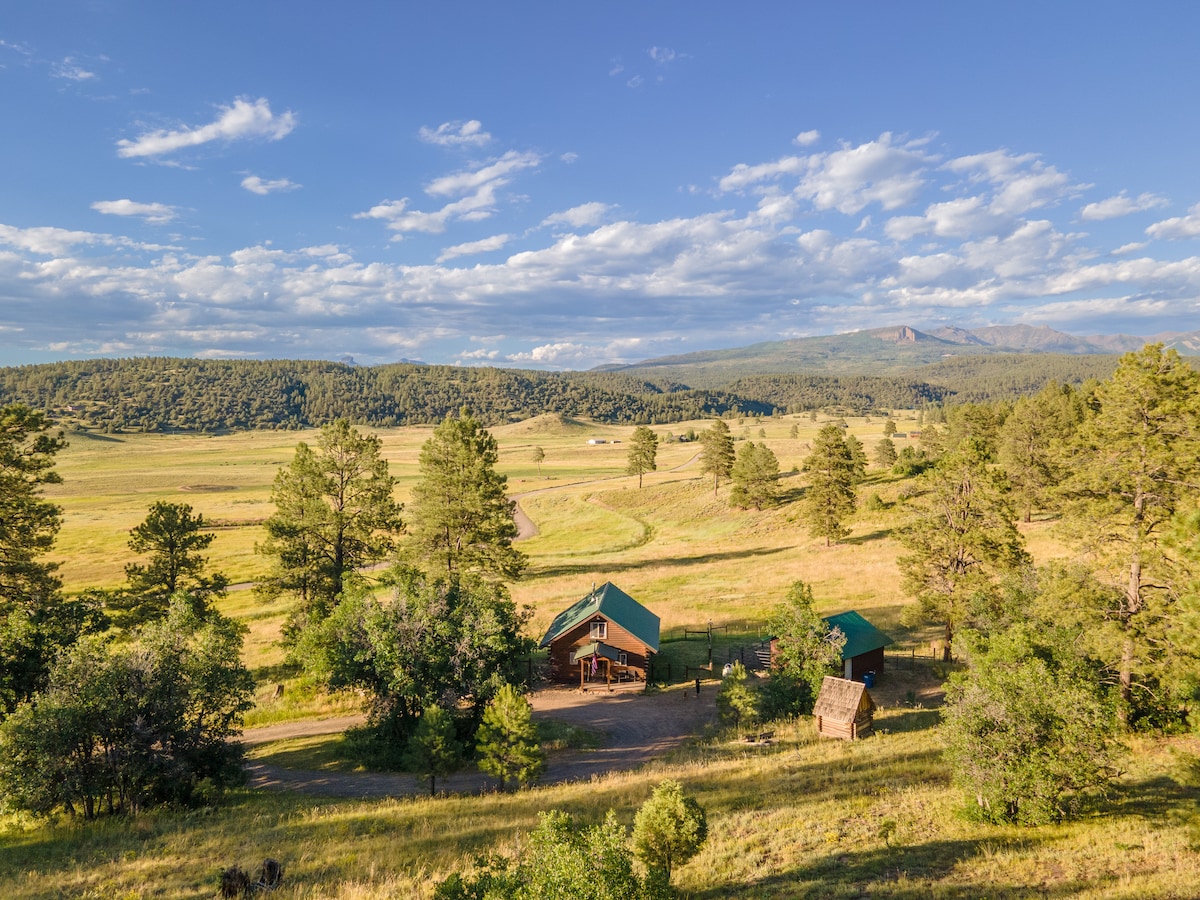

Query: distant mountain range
[597,324,1200,380]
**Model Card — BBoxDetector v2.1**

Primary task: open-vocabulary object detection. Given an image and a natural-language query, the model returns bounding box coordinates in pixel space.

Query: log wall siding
[546,614,651,681]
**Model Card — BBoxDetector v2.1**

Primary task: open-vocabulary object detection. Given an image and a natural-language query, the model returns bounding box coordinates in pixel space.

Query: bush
[0,599,253,818]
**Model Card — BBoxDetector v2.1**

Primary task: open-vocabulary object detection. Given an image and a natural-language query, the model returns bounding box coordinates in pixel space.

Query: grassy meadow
[4,411,1197,898]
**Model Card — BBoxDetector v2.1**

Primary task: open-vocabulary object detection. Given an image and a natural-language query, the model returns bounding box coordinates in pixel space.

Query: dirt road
[242,682,716,798]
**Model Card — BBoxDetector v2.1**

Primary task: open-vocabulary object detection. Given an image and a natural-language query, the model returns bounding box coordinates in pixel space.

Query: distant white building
[587,439,607,444]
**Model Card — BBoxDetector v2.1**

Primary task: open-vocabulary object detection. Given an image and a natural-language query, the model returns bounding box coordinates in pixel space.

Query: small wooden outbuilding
[813,675,876,740]
[767,610,894,683]
[824,610,894,682]
[538,582,660,687]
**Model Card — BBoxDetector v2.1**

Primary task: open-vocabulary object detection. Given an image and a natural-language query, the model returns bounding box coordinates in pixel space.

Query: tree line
[0,353,1124,435]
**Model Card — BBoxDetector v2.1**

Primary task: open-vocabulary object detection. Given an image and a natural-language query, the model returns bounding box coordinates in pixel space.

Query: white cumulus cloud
[116,97,296,159]
[793,130,820,147]
[437,234,511,262]
[1080,191,1168,221]
[541,203,613,229]
[419,119,492,147]
[90,199,178,224]
[1146,203,1200,240]
[241,175,301,195]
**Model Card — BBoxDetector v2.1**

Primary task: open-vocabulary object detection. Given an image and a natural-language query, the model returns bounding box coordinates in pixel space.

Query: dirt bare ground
[242,682,717,798]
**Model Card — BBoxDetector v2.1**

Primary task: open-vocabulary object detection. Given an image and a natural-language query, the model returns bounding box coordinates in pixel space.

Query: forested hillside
[0,350,1138,433]
[0,358,771,431]
[912,353,1123,402]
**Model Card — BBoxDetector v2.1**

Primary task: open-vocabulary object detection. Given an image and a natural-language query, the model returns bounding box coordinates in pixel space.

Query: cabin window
[590,621,607,640]
[618,652,628,666]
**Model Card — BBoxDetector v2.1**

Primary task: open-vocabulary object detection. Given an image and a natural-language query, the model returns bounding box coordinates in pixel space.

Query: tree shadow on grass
[874,708,942,734]
[687,836,1063,900]
[531,545,789,580]
[841,526,894,545]
[1105,772,1200,824]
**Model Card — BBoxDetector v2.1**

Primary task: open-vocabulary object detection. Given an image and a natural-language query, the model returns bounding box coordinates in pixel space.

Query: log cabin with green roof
[539,582,660,687]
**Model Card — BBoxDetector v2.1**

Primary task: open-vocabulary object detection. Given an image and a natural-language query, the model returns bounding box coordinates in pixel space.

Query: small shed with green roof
[767,610,894,683]
[823,610,894,681]
[539,582,660,687]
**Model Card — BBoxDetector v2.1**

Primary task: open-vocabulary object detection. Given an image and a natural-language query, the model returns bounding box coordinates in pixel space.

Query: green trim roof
[538,582,660,652]
[569,642,623,664]
[823,610,894,660]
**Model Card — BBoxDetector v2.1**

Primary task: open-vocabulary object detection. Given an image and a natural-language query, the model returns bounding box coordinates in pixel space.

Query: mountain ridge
[599,323,1200,376]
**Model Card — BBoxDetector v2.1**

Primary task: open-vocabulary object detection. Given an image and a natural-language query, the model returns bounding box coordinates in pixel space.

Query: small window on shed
[618,651,628,666]
[590,620,607,640]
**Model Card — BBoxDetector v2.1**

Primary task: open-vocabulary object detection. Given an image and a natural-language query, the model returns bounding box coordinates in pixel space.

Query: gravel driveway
[242,682,717,798]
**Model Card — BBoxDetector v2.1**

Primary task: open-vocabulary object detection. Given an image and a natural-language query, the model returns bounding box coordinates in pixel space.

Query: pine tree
[626,426,658,488]
[874,436,898,469]
[801,423,858,546]
[632,779,709,884]
[1059,345,1200,721]
[403,704,461,796]
[698,419,735,495]
[997,382,1083,522]
[0,406,99,716]
[475,683,543,790]
[729,441,779,510]
[258,420,402,627]
[897,440,1030,661]
[119,501,227,623]
[715,661,760,733]
[406,410,525,581]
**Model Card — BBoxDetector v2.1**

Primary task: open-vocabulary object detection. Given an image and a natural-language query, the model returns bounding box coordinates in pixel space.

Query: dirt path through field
[511,451,700,541]
[242,682,716,797]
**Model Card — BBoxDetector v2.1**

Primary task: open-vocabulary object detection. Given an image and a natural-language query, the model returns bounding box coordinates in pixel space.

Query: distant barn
[813,676,876,740]
[539,582,660,687]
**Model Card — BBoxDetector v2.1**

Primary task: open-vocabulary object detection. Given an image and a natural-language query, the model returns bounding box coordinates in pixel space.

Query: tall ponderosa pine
[0,406,100,716]
[406,410,525,581]
[729,441,779,510]
[1059,345,1200,720]
[802,423,860,546]
[897,440,1030,661]
[118,501,228,623]
[997,382,1083,522]
[258,420,402,627]
[626,425,658,488]
[698,419,735,495]
[874,436,898,469]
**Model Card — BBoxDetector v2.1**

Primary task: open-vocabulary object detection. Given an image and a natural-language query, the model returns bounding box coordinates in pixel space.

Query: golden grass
[9,411,1192,898]
[2,714,1195,899]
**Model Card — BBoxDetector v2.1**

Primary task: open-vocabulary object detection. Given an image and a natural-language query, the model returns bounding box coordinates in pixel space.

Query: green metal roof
[538,582,660,652]
[569,642,623,664]
[823,610,894,660]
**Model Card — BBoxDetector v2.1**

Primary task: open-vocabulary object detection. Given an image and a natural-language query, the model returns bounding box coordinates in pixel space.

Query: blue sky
[3,2,1200,369]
